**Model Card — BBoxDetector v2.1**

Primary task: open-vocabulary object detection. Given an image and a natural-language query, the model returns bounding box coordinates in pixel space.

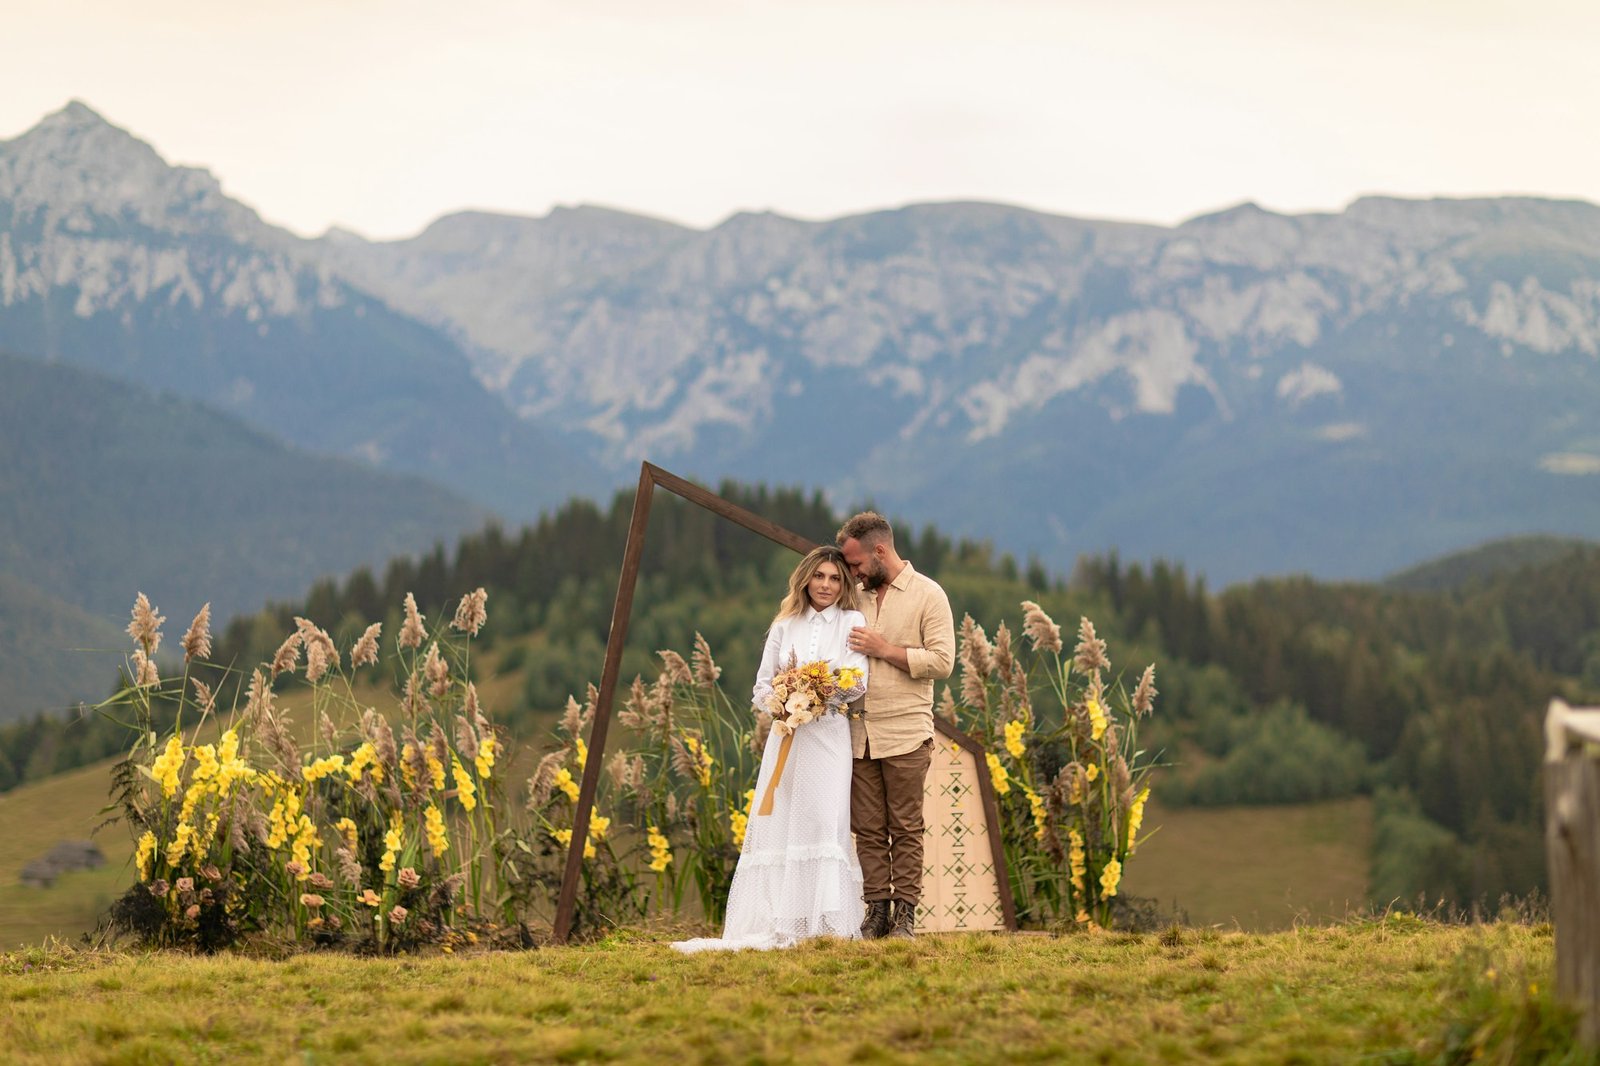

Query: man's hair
[836,511,893,549]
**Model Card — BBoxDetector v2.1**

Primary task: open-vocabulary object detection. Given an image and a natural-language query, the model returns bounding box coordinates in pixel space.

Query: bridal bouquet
[757,653,866,815]
[766,653,866,737]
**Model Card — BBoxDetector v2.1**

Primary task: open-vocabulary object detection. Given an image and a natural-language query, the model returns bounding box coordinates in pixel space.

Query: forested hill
[3,482,1596,910]
[0,348,489,720]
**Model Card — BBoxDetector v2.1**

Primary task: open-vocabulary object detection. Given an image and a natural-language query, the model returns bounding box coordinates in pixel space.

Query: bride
[672,546,869,952]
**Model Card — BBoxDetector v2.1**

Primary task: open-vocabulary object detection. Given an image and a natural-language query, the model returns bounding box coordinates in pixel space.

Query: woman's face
[807,560,843,611]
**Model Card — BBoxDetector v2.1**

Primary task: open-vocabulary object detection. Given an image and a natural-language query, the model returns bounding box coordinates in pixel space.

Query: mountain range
[320,196,1600,582]
[3,99,1600,712]
[0,102,600,521]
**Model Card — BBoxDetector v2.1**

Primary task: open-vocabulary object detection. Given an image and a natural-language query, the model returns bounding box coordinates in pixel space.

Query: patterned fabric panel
[916,737,1005,932]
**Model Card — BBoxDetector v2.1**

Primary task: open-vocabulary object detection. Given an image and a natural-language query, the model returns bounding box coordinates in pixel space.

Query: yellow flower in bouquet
[765,652,867,738]
[757,653,867,816]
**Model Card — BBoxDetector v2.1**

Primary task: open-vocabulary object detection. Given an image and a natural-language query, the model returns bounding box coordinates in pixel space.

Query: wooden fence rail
[1544,697,1600,1046]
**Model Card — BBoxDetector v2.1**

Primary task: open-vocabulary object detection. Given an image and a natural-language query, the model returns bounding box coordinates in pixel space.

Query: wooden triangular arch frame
[552,461,1018,942]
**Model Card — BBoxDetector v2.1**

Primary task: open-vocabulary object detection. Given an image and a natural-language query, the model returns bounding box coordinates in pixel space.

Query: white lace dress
[672,604,868,953]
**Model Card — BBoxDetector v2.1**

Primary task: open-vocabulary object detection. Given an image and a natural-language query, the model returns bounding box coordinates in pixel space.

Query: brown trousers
[851,737,933,904]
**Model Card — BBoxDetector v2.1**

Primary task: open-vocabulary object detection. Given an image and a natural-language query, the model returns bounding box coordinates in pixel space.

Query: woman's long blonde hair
[773,546,859,622]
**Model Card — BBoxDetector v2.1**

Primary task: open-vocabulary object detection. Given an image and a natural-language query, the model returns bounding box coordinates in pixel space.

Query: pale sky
[4,0,1595,240]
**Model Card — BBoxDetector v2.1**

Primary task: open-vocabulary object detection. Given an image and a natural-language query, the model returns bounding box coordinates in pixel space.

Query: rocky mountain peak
[0,100,264,241]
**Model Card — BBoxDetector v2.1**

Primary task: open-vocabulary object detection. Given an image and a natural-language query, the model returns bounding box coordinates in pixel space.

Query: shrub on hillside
[1163,702,1369,806]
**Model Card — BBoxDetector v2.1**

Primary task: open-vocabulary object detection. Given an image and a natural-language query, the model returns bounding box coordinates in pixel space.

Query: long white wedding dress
[672,604,868,953]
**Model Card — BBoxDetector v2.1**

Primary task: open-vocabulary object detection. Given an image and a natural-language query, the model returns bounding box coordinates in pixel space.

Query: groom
[837,512,955,939]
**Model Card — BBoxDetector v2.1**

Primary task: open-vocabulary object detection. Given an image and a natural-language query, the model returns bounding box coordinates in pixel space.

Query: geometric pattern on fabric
[916,735,1005,931]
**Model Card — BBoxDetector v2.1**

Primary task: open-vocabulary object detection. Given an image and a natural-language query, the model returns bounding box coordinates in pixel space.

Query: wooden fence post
[1544,697,1600,1046]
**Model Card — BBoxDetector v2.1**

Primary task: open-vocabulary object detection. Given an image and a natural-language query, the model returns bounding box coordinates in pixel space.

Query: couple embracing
[674,512,955,953]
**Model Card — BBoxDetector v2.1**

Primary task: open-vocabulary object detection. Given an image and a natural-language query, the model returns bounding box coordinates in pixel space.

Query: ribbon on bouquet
[756,732,794,817]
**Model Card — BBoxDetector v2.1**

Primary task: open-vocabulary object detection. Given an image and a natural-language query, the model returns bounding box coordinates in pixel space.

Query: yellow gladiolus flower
[381,810,403,872]
[1068,829,1087,893]
[1025,786,1048,842]
[683,735,714,789]
[1100,857,1122,898]
[135,830,157,880]
[646,824,673,871]
[151,735,186,799]
[986,752,1011,795]
[164,822,195,867]
[554,767,580,803]
[1087,698,1107,742]
[425,803,450,858]
[1004,719,1026,759]
[1127,786,1150,852]
[451,756,477,812]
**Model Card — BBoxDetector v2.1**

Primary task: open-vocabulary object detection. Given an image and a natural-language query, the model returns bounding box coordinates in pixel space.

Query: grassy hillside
[0,922,1570,1064]
[1120,798,1372,929]
[0,757,133,950]
[0,573,127,718]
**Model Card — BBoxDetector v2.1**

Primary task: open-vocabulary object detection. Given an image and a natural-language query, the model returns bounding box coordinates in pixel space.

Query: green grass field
[0,920,1576,1064]
[1121,797,1373,929]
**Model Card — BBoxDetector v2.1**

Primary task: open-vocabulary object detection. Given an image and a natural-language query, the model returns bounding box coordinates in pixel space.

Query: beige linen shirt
[849,560,956,759]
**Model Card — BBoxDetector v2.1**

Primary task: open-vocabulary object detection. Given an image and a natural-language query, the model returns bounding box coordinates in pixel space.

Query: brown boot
[860,900,891,940]
[886,899,916,939]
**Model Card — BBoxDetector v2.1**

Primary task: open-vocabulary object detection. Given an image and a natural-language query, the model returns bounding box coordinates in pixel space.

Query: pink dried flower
[185,904,201,921]
[992,621,1015,677]
[350,622,382,668]
[1073,617,1110,675]
[451,587,488,636]
[1132,664,1158,717]
[657,649,693,687]
[423,642,449,698]
[270,631,303,678]
[525,750,565,811]
[691,632,721,687]
[454,713,479,764]
[245,669,274,721]
[175,877,195,894]
[1020,601,1063,654]
[561,694,584,739]
[398,867,421,890]
[131,649,159,688]
[388,905,409,925]
[181,603,212,662]
[305,638,330,684]
[127,593,165,655]
[399,593,426,650]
